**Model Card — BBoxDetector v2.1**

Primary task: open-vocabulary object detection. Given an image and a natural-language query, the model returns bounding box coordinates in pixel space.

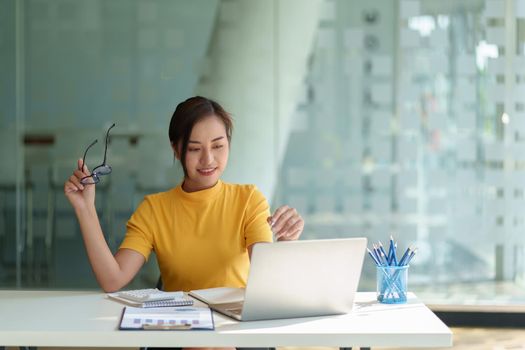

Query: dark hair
[168,96,233,177]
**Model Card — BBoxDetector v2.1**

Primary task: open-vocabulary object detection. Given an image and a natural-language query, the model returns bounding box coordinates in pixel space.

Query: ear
[171,142,181,160]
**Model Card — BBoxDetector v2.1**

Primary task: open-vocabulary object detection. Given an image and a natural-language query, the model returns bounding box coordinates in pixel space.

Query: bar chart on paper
[119,306,214,330]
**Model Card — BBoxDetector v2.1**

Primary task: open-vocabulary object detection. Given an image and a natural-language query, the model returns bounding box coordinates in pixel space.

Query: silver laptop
[210,237,367,321]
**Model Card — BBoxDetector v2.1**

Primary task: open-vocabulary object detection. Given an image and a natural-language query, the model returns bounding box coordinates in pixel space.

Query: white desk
[0,290,452,348]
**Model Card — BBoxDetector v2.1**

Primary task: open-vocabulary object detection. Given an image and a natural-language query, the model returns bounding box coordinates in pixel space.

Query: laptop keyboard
[226,307,242,316]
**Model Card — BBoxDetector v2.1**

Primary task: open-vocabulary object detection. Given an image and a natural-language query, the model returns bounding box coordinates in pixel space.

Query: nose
[200,148,214,165]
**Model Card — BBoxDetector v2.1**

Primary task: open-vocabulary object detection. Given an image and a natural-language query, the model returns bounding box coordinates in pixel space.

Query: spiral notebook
[108,289,194,308]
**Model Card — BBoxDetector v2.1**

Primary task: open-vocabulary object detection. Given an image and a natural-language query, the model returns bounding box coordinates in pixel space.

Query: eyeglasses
[79,123,115,185]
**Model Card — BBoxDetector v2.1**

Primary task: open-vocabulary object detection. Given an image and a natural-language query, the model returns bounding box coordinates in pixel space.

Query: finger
[277,221,303,241]
[284,219,304,239]
[64,181,78,193]
[278,216,304,240]
[77,158,90,176]
[271,206,295,232]
[272,207,297,233]
[284,229,302,241]
[275,215,300,238]
[269,205,289,226]
[74,169,87,180]
[69,174,85,191]
[277,229,299,241]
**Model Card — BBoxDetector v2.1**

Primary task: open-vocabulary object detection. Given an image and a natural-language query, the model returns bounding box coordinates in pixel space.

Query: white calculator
[116,288,183,302]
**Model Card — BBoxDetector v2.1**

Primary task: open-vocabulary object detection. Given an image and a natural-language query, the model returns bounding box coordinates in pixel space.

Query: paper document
[119,306,214,330]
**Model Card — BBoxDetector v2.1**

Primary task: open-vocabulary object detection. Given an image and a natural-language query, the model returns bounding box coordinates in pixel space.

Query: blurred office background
[1,0,525,309]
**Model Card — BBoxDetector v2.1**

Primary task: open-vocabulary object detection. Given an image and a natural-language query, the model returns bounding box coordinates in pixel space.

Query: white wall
[196,0,322,203]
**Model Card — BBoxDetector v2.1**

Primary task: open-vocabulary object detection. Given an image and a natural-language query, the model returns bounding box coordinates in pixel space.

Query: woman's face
[175,115,229,192]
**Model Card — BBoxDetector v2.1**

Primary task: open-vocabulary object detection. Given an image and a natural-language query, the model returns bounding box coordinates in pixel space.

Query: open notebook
[108,288,194,308]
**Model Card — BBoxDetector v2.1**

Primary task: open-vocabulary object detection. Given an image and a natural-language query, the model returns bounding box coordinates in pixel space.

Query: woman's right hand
[64,158,96,211]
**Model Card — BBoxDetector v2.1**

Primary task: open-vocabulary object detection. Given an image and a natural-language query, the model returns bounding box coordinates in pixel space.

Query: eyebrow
[188,136,225,144]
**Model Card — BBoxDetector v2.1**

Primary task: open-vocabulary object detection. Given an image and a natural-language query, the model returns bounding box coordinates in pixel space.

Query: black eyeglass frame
[79,123,115,185]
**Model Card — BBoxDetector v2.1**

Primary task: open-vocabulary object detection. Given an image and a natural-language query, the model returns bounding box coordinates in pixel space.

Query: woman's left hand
[267,205,304,241]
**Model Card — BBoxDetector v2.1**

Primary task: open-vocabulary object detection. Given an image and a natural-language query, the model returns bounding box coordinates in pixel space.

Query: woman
[64,96,305,294]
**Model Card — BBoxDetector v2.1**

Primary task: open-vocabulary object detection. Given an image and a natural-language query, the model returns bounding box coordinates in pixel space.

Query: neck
[181,179,218,193]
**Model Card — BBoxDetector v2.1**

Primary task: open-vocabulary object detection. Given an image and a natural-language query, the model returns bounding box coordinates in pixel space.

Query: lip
[197,167,217,176]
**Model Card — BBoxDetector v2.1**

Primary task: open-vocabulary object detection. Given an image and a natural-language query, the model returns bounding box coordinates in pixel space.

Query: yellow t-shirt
[119,180,273,292]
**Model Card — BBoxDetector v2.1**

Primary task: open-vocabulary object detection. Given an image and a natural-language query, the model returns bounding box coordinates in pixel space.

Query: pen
[398,246,412,266]
[142,323,192,330]
[392,242,398,266]
[388,235,399,266]
[379,250,388,267]
[387,235,395,265]
[405,248,418,266]
[378,241,388,263]
[367,248,380,266]
[372,244,383,265]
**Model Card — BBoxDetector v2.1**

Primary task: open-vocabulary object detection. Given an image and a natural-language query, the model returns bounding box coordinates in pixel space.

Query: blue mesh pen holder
[376,265,408,304]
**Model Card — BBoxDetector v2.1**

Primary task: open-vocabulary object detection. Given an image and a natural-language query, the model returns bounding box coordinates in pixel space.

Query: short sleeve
[244,186,273,247]
[119,197,156,261]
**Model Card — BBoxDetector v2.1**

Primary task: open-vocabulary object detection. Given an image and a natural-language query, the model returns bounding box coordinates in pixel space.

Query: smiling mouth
[197,168,217,176]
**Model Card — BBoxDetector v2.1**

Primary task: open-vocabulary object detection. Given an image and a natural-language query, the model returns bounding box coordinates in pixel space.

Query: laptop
[206,237,366,321]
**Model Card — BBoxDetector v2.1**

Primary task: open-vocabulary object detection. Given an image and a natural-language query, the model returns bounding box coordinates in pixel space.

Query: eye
[188,148,200,152]
[213,144,224,149]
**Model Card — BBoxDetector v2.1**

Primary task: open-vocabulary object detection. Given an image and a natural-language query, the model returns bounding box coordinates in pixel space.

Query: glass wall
[2,0,525,307]
[278,0,525,305]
